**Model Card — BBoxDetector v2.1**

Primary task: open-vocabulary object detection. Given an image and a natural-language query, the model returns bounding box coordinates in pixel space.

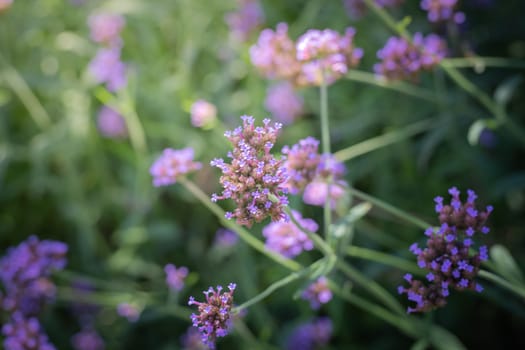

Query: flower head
[281,137,321,194]
[286,317,333,350]
[150,148,202,187]
[191,100,217,129]
[88,13,125,46]
[225,0,265,42]
[2,312,56,350]
[164,264,189,292]
[71,327,105,350]
[301,277,332,309]
[88,47,127,92]
[96,106,127,138]
[264,82,304,125]
[188,283,236,349]
[211,116,288,227]
[421,0,465,23]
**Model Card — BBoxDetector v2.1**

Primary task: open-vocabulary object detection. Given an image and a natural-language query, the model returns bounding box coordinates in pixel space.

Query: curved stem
[442,57,525,70]
[479,269,525,300]
[346,246,424,277]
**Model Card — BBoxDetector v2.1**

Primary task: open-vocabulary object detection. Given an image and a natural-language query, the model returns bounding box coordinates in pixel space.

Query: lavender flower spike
[150,148,202,187]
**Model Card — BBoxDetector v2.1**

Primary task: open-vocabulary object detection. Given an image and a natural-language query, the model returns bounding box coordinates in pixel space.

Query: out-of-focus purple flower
[250,23,302,82]
[374,33,447,82]
[281,137,321,194]
[296,27,363,86]
[88,13,125,46]
[264,82,303,125]
[190,100,217,129]
[286,317,333,350]
[262,210,317,258]
[399,187,492,313]
[2,312,56,350]
[164,264,189,292]
[343,0,404,19]
[71,327,105,350]
[181,326,208,350]
[301,277,332,309]
[214,228,238,248]
[150,148,202,187]
[188,283,236,349]
[0,0,13,12]
[96,106,127,139]
[88,47,127,92]
[479,128,497,148]
[116,303,141,322]
[70,280,100,327]
[421,0,465,23]
[0,235,67,316]
[303,180,347,208]
[225,0,265,42]
[211,116,288,227]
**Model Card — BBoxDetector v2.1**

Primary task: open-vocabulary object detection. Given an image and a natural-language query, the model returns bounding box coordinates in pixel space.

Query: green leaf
[490,244,525,284]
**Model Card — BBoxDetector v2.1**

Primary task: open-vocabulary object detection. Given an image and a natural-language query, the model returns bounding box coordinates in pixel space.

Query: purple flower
[286,317,332,350]
[2,312,56,350]
[303,180,347,208]
[188,283,236,349]
[71,327,105,350]
[214,228,238,248]
[262,210,317,258]
[88,13,125,46]
[301,277,332,309]
[296,27,363,86]
[190,100,217,129]
[116,303,141,322]
[180,326,208,350]
[264,82,304,125]
[164,264,189,292]
[421,0,465,23]
[281,137,321,194]
[96,106,127,138]
[374,33,447,82]
[211,116,288,227]
[150,148,202,187]
[225,0,265,42]
[88,47,127,92]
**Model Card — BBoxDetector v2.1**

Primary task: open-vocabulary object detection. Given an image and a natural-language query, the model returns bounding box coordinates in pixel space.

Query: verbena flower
[2,312,56,350]
[88,47,127,92]
[164,264,189,292]
[211,116,288,227]
[116,303,141,322]
[96,106,127,139]
[286,317,333,350]
[398,187,492,313]
[71,327,105,350]
[374,33,447,82]
[214,228,238,248]
[87,13,125,46]
[302,154,347,208]
[0,236,67,316]
[301,277,332,309]
[190,100,217,129]
[225,0,264,42]
[262,210,317,258]
[281,137,321,194]
[343,0,404,19]
[188,283,236,349]
[296,27,363,86]
[150,148,202,187]
[420,0,465,23]
[264,81,304,125]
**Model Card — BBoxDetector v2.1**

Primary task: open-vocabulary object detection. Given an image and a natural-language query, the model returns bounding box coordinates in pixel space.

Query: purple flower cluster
[71,327,105,350]
[88,13,125,46]
[264,82,304,125]
[211,116,288,227]
[190,100,217,129]
[301,277,333,309]
[343,0,404,19]
[188,283,236,349]
[282,137,347,208]
[398,187,492,313]
[421,0,465,23]
[150,148,202,187]
[296,27,363,86]
[262,210,317,258]
[2,312,56,350]
[225,0,265,42]
[286,317,333,350]
[96,106,127,139]
[374,33,447,81]
[164,264,189,292]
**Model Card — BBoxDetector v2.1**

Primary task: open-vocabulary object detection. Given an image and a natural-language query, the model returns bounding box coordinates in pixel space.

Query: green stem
[479,269,525,300]
[320,72,333,241]
[179,178,302,272]
[346,246,424,277]
[346,187,432,230]
[334,118,437,162]
[362,0,410,40]
[442,57,525,70]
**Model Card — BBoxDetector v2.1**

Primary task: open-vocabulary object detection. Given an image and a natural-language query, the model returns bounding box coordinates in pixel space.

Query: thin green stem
[334,118,437,162]
[479,269,525,300]
[442,57,525,70]
[362,0,410,40]
[320,73,333,241]
[346,246,424,277]
[179,178,302,272]
[346,187,432,230]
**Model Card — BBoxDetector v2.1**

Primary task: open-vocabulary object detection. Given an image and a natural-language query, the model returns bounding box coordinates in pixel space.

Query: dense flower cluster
[374,33,447,81]
[88,13,125,46]
[343,0,404,19]
[398,187,492,313]
[190,100,217,129]
[264,82,304,125]
[188,283,236,349]
[301,277,333,309]
[225,0,264,42]
[262,210,317,258]
[150,148,202,187]
[71,327,105,350]
[211,116,288,227]
[296,27,363,86]
[420,0,465,23]
[96,106,127,138]
[164,264,189,292]
[286,317,333,350]
[2,312,56,350]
